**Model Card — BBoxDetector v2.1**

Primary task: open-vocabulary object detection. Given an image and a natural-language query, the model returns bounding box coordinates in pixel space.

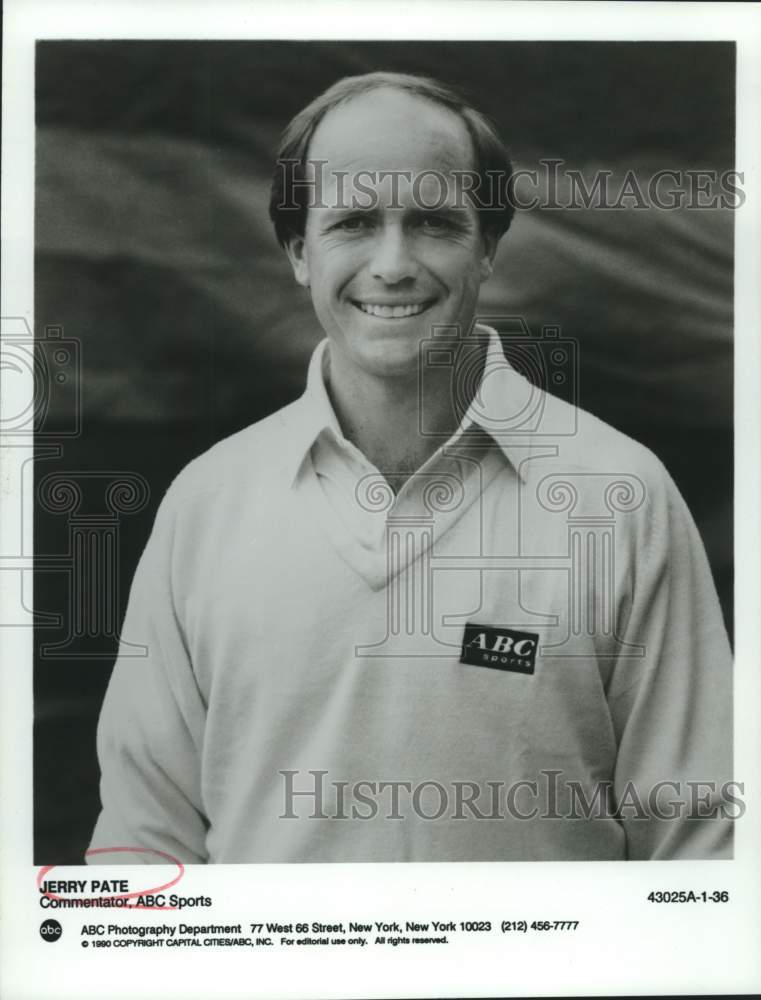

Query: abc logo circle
[40,919,62,942]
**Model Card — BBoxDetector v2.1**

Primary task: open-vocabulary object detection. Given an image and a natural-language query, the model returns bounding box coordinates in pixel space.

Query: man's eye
[334,216,372,232]
[420,216,453,232]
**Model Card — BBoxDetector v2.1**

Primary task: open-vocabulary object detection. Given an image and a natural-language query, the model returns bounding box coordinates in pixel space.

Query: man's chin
[357,343,422,378]
[335,337,422,380]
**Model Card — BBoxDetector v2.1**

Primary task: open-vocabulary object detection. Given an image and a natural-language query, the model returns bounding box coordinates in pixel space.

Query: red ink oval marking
[37,847,185,910]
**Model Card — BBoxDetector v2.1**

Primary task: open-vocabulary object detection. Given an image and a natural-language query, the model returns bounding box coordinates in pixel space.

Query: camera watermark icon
[1,317,149,656]
[1,319,81,439]
[349,317,642,660]
[418,317,579,440]
[2,318,82,629]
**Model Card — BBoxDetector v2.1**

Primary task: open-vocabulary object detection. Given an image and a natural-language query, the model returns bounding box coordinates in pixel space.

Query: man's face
[286,88,497,379]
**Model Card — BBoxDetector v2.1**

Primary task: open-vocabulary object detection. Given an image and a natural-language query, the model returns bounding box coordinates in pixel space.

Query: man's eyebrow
[406,204,474,223]
[317,204,470,219]
[320,205,377,213]
[316,206,380,219]
[412,203,471,215]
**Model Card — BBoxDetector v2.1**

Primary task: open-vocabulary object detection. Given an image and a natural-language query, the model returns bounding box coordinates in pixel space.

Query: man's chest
[179,484,619,765]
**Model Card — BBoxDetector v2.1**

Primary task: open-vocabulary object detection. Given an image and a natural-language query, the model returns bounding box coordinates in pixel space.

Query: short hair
[268,71,514,248]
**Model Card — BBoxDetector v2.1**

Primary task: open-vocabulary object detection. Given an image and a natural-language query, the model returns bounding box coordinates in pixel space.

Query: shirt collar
[287,340,342,485]
[288,324,535,485]
[451,324,536,481]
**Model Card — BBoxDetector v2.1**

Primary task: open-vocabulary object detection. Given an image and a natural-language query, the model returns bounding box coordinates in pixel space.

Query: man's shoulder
[518,389,674,517]
[532,389,666,479]
[508,392,684,553]
[162,397,306,508]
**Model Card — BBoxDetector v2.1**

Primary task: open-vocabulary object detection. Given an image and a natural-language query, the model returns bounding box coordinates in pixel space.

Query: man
[89,72,733,864]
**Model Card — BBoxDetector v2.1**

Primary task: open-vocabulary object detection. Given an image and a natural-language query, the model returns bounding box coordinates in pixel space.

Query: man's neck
[324,337,488,489]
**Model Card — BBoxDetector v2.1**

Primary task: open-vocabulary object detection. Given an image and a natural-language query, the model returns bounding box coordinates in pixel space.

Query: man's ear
[479,231,500,282]
[285,235,311,288]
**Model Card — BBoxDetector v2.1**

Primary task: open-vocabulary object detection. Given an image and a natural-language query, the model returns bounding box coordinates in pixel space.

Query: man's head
[268,73,514,379]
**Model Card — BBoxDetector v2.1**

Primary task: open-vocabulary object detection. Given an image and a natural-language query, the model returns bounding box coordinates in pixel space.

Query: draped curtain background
[34,41,734,862]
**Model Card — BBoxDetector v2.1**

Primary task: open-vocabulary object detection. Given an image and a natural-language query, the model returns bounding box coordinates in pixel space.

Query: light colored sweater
[89,330,733,863]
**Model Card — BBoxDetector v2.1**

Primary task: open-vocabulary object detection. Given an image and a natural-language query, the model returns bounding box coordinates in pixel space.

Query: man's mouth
[351,300,435,319]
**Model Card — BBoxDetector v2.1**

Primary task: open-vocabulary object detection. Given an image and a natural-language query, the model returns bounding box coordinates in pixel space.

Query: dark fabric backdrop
[34,41,734,863]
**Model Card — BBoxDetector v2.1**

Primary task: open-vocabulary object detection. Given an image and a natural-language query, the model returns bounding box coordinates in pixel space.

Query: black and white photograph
[2,2,761,998]
[33,37,737,865]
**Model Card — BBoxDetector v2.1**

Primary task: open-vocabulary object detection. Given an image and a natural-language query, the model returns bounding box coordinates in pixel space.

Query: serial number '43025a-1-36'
[647,890,730,903]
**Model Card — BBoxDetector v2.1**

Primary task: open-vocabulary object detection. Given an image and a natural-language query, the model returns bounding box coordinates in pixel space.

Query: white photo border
[2,2,760,998]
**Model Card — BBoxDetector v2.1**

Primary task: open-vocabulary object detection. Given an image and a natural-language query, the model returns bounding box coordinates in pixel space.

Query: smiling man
[276,79,508,484]
[89,72,734,864]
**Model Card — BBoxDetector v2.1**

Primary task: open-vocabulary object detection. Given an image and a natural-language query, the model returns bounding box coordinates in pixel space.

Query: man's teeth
[357,302,428,318]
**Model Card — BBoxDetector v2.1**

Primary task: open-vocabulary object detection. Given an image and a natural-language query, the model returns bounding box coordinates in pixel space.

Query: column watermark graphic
[36,472,149,658]
[353,317,646,660]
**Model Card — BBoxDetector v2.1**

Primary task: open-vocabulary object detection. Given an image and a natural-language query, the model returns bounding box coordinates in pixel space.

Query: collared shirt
[89,327,734,864]
[302,326,517,561]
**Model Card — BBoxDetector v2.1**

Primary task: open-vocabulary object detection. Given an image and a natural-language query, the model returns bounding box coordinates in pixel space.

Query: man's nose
[368,223,418,284]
